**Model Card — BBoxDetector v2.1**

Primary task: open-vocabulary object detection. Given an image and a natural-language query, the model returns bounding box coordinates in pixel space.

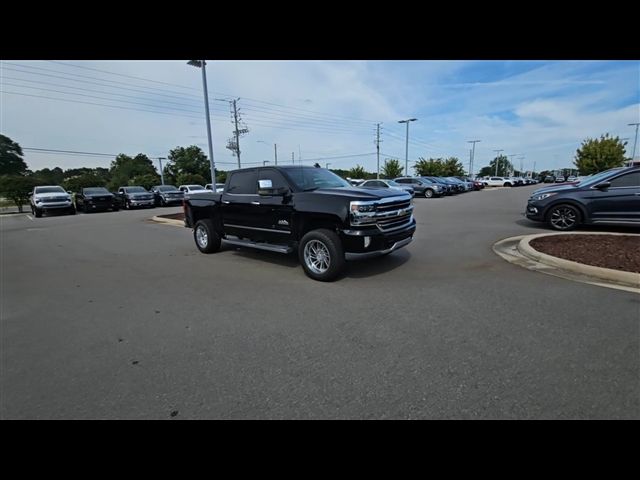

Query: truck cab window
[227,170,258,194]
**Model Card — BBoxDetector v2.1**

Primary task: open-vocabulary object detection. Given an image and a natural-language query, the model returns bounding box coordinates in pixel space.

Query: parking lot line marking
[26,214,34,221]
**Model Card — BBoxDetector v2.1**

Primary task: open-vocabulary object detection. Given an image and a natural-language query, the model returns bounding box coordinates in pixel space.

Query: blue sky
[1,60,638,175]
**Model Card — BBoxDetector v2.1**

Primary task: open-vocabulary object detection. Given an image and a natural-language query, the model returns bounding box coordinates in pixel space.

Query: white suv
[30,185,76,217]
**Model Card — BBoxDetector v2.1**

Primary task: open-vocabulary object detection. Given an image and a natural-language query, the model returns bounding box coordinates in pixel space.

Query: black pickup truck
[183,166,416,281]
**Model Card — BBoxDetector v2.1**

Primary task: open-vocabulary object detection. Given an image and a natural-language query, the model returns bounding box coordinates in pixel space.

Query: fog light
[364,236,371,248]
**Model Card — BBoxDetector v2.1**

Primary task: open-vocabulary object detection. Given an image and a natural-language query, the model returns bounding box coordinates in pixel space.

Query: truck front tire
[194,219,221,254]
[299,229,345,282]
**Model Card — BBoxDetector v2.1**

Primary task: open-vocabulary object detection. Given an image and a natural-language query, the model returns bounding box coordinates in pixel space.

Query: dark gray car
[393,177,445,198]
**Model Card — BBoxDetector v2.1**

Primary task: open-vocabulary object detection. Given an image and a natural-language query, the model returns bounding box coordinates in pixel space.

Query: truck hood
[311,187,411,201]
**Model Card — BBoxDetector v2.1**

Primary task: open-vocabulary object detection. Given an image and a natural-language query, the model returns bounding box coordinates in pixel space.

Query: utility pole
[467,140,480,178]
[629,123,640,166]
[298,145,302,164]
[187,60,216,186]
[274,144,278,165]
[494,149,504,176]
[157,157,165,185]
[398,118,417,177]
[291,152,294,164]
[376,123,381,179]
[232,99,242,168]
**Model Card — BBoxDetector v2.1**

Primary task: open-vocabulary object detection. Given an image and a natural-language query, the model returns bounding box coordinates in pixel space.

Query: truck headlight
[350,204,376,213]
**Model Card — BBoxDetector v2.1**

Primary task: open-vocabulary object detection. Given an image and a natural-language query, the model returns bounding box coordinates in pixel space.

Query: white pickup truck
[30,185,76,217]
[482,176,513,187]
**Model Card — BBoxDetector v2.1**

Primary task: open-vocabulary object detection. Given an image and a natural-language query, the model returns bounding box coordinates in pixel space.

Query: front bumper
[525,201,546,221]
[129,199,155,207]
[341,217,416,260]
[36,201,72,211]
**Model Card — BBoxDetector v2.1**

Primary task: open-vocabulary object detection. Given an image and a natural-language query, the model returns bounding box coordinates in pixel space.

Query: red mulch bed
[530,235,640,273]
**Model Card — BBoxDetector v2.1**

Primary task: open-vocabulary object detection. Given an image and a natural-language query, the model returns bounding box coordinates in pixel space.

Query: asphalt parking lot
[1,186,638,419]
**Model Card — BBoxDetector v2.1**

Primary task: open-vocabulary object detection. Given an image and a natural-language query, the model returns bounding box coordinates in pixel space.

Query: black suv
[525,166,640,230]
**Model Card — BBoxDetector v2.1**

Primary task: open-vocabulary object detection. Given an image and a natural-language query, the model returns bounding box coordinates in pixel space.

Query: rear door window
[609,172,640,188]
[227,170,258,194]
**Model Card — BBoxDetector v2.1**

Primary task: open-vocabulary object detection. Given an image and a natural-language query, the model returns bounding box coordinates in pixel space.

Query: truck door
[221,169,259,238]
[254,168,295,243]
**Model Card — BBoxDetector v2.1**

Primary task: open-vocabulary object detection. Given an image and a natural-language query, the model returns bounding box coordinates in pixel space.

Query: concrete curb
[517,232,640,289]
[150,216,184,227]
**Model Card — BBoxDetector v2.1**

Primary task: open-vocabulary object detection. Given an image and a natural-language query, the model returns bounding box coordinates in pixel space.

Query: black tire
[547,204,581,231]
[69,206,76,215]
[83,204,90,213]
[503,182,512,187]
[424,189,434,198]
[112,207,119,212]
[34,206,42,218]
[194,219,221,254]
[298,228,345,282]
[160,198,166,207]
[125,200,131,210]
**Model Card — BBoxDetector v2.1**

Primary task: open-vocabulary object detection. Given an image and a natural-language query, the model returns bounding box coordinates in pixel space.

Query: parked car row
[29,184,216,217]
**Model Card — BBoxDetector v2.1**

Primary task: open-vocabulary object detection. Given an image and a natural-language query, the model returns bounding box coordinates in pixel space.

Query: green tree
[32,167,64,185]
[0,175,36,212]
[166,146,212,183]
[478,155,513,177]
[414,158,444,176]
[63,173,108,193]
[130,173,161,190]
[348,165,367,179]
[108,153,157,190]
[380,159,404,178]
[0,134,28,176]
[441,157,465,176]
[176,173,207,186]
[573,134,627,175]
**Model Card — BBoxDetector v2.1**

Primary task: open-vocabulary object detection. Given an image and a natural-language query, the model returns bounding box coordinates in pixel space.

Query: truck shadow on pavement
[221,245,411,280]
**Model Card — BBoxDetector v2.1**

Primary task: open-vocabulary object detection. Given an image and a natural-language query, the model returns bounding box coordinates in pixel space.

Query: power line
[10,61,381,126]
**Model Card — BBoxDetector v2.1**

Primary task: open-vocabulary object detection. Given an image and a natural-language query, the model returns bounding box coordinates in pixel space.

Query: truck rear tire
[299,229,345,282]
[194,219,221,254]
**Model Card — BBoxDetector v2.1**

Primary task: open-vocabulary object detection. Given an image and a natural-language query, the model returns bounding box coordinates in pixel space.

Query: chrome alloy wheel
[195,224,209,248]
[304,239,331,274]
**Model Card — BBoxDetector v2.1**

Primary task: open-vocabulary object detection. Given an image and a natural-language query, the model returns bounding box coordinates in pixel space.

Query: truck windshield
[35,186,65,194]
[286,168,350,191]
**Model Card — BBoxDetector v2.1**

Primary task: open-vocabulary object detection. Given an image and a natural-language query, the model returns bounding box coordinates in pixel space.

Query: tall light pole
[187,60,216,185]
[258,140,278,165]
[628,123,640,166]
[398,118,417,176]
[468,140,480,177]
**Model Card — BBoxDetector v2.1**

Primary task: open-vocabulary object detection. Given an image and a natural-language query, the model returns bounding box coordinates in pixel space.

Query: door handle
[251,201,261,205]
